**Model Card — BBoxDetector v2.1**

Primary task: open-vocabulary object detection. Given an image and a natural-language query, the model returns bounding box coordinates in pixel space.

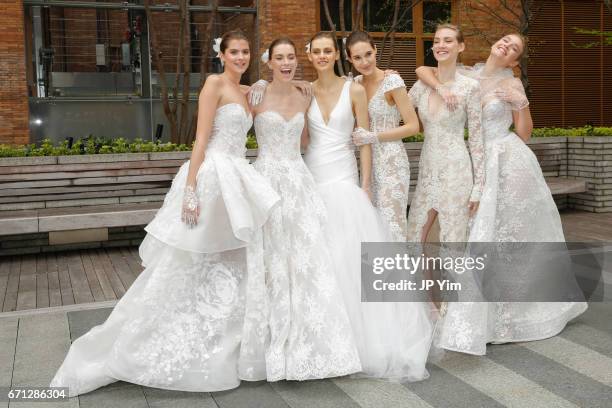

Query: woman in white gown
[239,37,361,382]
[345,30,420,242]
[405,24,484,244]
[50,31,281,396]
[304,31,435,382]
[416,33,587,355]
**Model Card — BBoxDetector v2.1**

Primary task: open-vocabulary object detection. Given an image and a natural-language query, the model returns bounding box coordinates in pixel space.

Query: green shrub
[1,126,611,158]
[402,133,424,143]
[246,132,258,149]
[531,126,612,138]
[0,137,193,157]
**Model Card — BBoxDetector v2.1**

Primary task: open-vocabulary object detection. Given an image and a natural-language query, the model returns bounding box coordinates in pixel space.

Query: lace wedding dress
[434,65,587,355]
[305,80,435,382]
[238,109,361,382]
[356,73,411,241]
[50,103,280,396]
[406,74,484,242]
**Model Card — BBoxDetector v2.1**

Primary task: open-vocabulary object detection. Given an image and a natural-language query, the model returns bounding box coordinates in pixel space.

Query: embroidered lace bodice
[254,111,304,161]
[206,103,253,157]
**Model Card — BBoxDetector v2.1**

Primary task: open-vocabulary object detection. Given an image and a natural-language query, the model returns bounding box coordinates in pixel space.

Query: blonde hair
[435,23,464,43]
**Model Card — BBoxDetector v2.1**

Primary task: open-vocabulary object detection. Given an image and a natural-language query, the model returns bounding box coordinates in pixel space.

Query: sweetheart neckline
[217,102,252,118]
[256,110,304,123]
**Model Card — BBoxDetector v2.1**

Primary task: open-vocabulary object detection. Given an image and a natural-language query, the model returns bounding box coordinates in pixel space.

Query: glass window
[423,39,436,66]
[320,0,353,32]
[366,0,412,33]
[423,0,451,33]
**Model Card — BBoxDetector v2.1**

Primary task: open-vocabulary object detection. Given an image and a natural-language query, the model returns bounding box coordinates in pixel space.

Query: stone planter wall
[0,136,609,255]
[0,137,606,214]
[566,137,612,212]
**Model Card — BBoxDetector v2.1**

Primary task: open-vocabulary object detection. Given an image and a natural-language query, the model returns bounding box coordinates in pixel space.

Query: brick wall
[257,0,319,81]
[456,0,522,66]
[0,0,29,145]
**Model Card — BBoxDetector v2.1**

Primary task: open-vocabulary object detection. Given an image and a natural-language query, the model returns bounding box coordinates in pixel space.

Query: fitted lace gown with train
[304,80,435,382]
[50,103,280,396]
[238,110,361,382]
[434,65,587,355]
[406,74,484,242]
[356,73,411,241]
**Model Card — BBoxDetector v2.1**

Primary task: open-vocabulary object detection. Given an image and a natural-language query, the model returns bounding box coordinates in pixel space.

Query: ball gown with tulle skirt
[50,103,281,396]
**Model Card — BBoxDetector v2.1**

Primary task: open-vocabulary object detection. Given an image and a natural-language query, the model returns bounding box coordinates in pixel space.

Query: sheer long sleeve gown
[304,80,435,382]
[434,65,587,355]
[406,74,485,243]
[50,103,280,396]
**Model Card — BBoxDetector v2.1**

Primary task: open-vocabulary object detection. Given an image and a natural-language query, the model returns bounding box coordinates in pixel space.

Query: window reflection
[423,0,451,33]
[366,0,412,33]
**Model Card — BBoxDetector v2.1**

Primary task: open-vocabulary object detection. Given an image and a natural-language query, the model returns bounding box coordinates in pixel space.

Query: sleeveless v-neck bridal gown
[304,81,435,382]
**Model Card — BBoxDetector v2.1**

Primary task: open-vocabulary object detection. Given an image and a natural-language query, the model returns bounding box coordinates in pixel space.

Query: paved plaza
[0,210,610,407]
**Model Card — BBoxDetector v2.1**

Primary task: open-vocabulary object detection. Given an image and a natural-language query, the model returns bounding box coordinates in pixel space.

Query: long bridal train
[50,104,281,396]
[435,65,587,355]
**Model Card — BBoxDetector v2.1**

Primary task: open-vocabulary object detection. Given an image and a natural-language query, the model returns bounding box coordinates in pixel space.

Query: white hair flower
[261,49,269,63]
[212,37,222,57]
[212,37,224,66]
[342,37,349,59]
[305,42,311,53]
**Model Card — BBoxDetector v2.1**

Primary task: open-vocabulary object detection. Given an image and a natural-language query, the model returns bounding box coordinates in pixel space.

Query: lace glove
[494,87,529,111]
[435,83,458,111]
[181,185,200,228]
[248,79,269,106]
[352,127,379,146]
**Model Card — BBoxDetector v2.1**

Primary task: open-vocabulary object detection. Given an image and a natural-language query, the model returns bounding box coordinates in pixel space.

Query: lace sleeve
[382,74,406,94]
[466,81,485,202]
[499,77,530,111]
[456,63,478,79]
[408,80,426,107]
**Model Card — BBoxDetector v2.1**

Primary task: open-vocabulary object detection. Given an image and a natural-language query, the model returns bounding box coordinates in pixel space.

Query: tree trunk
[187,0,218,144]
[321,0,345,76]
[178,0,192,145]
[339,0,349,73]
[144,0,178,143]
[386,0,401,68]
[353,0,365,30]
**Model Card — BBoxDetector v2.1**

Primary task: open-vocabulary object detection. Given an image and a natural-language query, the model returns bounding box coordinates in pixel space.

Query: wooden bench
[0,152,194,241]
[0,145,587,242]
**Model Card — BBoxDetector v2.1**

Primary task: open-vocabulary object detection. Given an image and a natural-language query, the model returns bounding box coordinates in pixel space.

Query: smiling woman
[346,29,420,242]
[414,30,587,355]
[242,35,363,382]
[406,23,484,244]
[47,29,284,397]
[302,29,436,383]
